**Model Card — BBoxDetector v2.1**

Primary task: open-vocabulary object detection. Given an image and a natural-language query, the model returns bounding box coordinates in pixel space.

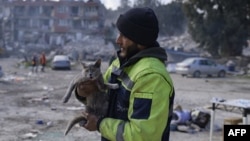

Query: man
[76,7,175,141]
[31,53,38,73]
[40,52,46,72]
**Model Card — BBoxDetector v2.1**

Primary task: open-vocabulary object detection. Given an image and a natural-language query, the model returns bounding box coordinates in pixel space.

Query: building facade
[1,0,105,48]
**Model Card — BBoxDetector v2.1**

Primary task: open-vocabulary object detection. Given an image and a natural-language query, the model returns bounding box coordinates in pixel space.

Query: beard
[119,43,141,59]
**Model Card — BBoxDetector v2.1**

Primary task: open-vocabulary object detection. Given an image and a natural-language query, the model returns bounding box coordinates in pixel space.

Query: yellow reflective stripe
[116,121,125,141]
[134,93,153,99]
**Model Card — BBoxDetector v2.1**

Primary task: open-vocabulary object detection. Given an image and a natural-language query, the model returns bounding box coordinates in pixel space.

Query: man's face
[116,33,141,59]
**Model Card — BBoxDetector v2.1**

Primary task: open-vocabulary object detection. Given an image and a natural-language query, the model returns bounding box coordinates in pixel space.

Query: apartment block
[1,0,105,47]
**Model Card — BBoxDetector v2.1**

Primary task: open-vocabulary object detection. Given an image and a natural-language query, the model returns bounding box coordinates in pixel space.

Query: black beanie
[116,7,159,47]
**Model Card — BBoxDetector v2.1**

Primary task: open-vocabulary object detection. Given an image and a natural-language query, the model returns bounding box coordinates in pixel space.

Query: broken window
[58,19,68,26]
[31,19,39,28]
[72,19,81,29]
[58,6,67,13]
[28,6,40,16]
[14,6,25,16]
[17,19,29,28]
[71,6,79,16]
[42,6,53,17]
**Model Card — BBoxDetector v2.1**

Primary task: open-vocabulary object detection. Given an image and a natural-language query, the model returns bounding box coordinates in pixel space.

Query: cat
[62,58,118,136]
[62,58,118,103]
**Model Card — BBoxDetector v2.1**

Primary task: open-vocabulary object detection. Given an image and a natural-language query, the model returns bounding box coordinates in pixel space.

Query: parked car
[166,63,176,73]
[175,57,227,78]
[51,55,71,70]
[0,65,4,78]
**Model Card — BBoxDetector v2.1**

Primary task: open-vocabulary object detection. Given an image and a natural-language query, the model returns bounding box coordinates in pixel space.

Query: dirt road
[0,58,249,141]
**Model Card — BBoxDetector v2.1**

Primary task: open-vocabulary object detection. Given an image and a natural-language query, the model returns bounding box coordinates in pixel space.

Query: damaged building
[0,0,106,53]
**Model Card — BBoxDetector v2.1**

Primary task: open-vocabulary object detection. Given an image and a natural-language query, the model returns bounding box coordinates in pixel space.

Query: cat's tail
[64,116,87,136]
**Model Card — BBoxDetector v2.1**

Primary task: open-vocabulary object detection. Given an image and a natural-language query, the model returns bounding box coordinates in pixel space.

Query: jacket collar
[117,46,167,68]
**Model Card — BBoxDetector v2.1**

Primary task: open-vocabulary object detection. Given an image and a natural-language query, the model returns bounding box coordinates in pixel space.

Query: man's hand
[82,112,98,131]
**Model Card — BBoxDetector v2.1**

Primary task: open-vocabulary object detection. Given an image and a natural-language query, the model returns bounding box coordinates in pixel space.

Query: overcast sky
[100,0,173,10]
[51,0,173,10]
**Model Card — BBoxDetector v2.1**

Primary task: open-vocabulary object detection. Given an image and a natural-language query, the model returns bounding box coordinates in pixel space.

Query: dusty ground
[0,58,249,141]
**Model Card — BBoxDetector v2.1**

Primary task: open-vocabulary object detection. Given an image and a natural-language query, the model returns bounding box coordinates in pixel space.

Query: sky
[100,0,173,10]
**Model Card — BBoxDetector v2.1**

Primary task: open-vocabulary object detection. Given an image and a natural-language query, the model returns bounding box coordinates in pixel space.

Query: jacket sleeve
[99,73,174,141]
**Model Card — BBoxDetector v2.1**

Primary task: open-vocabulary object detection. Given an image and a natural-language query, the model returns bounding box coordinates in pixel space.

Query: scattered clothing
[170,105,210,133]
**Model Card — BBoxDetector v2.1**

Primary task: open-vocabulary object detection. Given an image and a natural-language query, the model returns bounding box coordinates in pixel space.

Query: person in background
[76,7,175,141]
[31,53,38,73]
[40,52,46,72]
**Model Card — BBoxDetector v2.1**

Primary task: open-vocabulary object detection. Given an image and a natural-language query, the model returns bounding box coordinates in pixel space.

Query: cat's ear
[94,59,101,68]
[81,61,87,69]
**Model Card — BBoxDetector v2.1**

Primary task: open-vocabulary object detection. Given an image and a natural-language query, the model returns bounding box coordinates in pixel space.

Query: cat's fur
[62,59,118,136]
[62,58,117,103]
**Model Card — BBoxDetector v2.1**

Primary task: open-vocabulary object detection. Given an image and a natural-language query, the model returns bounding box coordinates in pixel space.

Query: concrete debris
[66,106,85,111]
[21,132,38,139]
